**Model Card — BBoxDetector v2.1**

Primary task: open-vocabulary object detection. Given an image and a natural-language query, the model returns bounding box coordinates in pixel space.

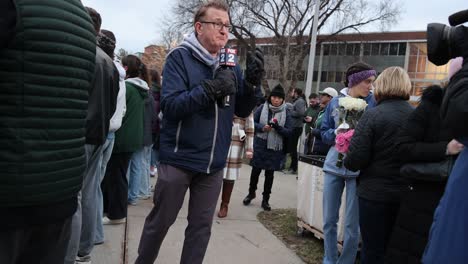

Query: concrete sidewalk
[92,165,305,264]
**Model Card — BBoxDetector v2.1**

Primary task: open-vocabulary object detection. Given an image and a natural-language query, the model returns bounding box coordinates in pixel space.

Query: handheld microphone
[448,9,468,26]
[218,47,238,107]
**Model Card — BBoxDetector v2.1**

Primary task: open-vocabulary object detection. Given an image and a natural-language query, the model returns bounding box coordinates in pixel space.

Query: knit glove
[201,69,237,102]
[245,48,265,87]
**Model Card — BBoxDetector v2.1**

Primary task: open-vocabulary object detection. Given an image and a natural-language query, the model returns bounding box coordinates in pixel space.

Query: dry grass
[257,208,324,264]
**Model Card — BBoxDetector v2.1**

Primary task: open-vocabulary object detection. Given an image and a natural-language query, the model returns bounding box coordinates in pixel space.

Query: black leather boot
[243,192,256,205]
[261,199,271,211]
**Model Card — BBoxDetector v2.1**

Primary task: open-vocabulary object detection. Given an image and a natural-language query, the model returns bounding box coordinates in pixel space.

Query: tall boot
[262,170,274,211]
[218,180,234,218]
[243,167,262,205]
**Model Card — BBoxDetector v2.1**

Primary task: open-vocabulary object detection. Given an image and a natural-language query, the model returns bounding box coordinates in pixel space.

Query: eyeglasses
[199,21,232,31]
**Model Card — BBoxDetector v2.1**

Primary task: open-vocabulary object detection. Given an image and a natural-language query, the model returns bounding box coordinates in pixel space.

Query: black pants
[135,164,223,264]
[248,166,274,199]
[289,127,303,171]
[102,152,131,220]
[359,197,400,264]
[0,216,72,264]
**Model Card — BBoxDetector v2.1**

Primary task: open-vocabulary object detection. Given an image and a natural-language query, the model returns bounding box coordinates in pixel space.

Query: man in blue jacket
[135,1,263,263]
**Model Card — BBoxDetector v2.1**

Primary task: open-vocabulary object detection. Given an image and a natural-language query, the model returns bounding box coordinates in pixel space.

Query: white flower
[339,97,368,111]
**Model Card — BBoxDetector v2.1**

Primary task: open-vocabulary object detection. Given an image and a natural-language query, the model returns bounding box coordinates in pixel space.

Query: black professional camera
[427,9,468,65]
[427,9,468,138]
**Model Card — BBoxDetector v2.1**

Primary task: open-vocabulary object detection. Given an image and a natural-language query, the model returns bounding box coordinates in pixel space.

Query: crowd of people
[1,0,467,264]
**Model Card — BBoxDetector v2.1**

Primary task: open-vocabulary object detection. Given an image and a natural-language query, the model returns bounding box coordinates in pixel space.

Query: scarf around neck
[180,32,219,69]
[257,102,287,151]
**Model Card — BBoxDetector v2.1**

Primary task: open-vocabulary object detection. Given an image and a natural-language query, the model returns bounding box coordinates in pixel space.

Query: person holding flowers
[243,84,292,211]
[344,66,414,264]
[320,62,377,264]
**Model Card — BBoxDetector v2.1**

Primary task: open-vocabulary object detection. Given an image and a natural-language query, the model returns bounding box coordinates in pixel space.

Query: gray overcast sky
[81,0,467,53]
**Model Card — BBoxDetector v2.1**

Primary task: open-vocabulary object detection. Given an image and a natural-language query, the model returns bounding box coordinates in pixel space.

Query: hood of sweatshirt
[340,87,374,102]
[126,77,149,91]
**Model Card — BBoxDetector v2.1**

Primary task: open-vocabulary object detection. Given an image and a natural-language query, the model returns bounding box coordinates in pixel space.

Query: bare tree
[163,0,401,89]
[116,48,129,61]
[159,20,186,50]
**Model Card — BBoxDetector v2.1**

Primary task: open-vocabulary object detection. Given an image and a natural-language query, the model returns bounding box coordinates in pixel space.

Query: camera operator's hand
[245,48,265,87]
[446,139,464,155]
[201,69,237,102]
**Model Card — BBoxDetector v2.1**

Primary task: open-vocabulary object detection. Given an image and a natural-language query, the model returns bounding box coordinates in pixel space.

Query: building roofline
[228,30,427,45]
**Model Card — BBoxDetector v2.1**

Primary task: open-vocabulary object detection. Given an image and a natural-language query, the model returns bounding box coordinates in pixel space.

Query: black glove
[269,120,280,130]
[201,68,237,102]
[245,47,265,86]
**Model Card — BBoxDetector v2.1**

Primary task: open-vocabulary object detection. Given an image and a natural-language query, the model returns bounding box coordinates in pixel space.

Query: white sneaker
[139,194,152,200]
[75,255,91,264]
[102,216,126,225]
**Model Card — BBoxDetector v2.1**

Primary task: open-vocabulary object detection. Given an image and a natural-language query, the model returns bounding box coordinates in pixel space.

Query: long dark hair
[150,69,161,87]
[122,55,151,86]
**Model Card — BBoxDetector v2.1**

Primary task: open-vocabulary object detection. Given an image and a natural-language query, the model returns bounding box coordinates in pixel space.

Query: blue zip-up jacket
[159,47,261,174]
[320,88,376,177]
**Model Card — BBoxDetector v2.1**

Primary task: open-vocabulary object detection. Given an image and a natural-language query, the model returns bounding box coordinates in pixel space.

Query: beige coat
[223,113,254,181]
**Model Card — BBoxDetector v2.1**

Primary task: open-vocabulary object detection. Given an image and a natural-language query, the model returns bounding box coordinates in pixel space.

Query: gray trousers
[0,216,72,264]
[65,144,105,264]
[135,164,223,264]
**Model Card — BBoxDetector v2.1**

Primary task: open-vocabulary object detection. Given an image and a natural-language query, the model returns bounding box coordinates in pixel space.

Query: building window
[371,43,380,56]
[327,71,336,82]
[323,45,330,56]
[338,44,346,56]
[321,71,328,82]
[354,44,361,56]
[330,44,337,56]
[398,42,407,56]
[346,44,354,56]
[389,43,399,55]
[315,45,321,56]
[380,43,390,55]
[312,71,318,81]
[335,71,343,83]
[363,43,371,56]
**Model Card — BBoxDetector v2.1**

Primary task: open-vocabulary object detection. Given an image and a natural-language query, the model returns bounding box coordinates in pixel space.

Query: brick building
[140,45,167,75]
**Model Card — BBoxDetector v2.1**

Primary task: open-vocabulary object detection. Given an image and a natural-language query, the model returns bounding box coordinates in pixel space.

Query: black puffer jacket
[386,86,451,264]
[344,99,413,202]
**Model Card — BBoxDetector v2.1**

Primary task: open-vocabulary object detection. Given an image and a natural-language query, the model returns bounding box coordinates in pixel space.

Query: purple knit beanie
[348,70,377,88]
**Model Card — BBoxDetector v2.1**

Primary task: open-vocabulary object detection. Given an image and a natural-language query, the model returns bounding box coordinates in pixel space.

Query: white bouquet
[333,97,368,167]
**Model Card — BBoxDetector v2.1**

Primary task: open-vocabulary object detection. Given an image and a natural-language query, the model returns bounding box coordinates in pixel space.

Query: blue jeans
[322,173,359,264]
[65,144,105,263]
[127,148,144,203]
[151,147,160,168]
[95,135,115,244]
[139,145,153,197]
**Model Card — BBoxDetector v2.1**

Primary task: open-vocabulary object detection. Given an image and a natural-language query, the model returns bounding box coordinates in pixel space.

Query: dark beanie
[85,7,101,35]
[270,84,285,99]
[98,30,116,58]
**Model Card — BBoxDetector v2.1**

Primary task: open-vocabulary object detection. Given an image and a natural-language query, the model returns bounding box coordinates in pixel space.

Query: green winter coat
[0,0,96,207]
[304,105,320,134]
[113,78,149,153]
